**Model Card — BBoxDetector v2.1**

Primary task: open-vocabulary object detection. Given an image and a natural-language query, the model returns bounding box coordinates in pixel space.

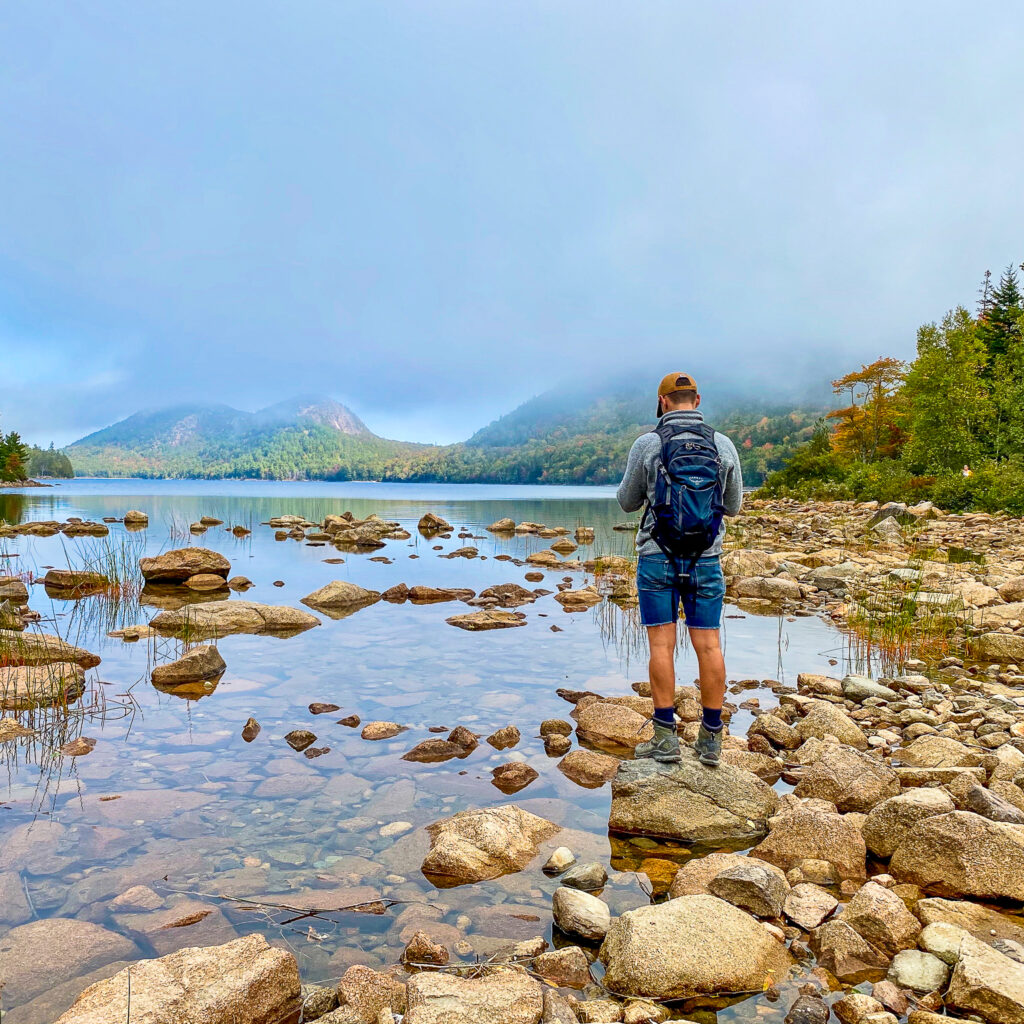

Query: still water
[0,480,854,1022]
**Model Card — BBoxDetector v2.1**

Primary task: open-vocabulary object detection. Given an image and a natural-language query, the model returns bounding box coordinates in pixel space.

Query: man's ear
[694,394,702,409]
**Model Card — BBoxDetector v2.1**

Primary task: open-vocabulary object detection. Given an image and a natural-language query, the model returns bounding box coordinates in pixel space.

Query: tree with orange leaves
[827,357,907,462]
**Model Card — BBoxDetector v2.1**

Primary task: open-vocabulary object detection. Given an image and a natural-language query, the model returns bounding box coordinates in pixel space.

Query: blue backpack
[647,420,725,585]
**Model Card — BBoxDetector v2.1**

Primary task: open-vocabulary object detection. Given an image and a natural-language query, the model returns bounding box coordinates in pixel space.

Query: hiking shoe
[694,724,722,767]
[634,719,682,763]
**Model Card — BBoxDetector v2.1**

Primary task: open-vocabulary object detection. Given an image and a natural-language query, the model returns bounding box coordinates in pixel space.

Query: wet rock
[914,896,1024,944]
[361,721,404,740]
[487,724,521,749]
[541,718,572,737]
[381,582,409,603]
[478,583,537,608]
[734,575,802,601]
[862,788,955,858]
[558,749,620,788]
[421,803,559,886]
[302,581,381,611]
[338,714,361,727]
[286,730,317,751]
[561,861,608,892]
[708,859,789,918]
[241,717,261,742]
[889,811,1024,900]
[487,517,516,532]
[577,998,622,1022]
[552,887,611,943]
[833,993,886,1022]
[417,513,451,534]
[404,970,541,1024]
[609,755,779,843]
[721,749,783,783]
[964,783,1024,823]
[544,733,572,756]
[139,546,231,583]
[750,713,801,750]
[445,609,527,630]
[793,744,900,812]
[668,851,782,899]
[150,601,320,639]
[842,674,898,702]
[0,576,29,602]
[974,632,1024,663]
[554,586,602,609]
[43,568,109,593]
[946,933,1024,1023]
[751,808,867,880]
[492,762,539,793]
[0,662,86,710]
[0,629,100,668]
[402,738,470,762]
[534,946,591,988]
[227,575,253,591]
[784,993,830,1024]
[598,894,794,1000]
[303,986,340,1021]
[838,881,920,959]
[309,702,341,715]
[151,644,226,686]
[783,882,839,930]
[1,917,139,1005]
[543,847,576,874]
[403,930,449,966]
[408,586,474,603]
[123,509,148,525]
[447,725,479,748]
[60,736,97,756]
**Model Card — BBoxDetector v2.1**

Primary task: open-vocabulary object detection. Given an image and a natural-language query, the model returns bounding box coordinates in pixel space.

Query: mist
[2,1,1023,447]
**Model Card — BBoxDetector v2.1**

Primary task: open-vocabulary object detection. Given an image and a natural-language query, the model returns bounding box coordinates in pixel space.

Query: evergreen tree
[978,263,1022,365]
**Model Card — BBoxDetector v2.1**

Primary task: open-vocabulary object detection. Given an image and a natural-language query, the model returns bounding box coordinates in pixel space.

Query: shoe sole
[697,754,720,767]
[652,751,682,763]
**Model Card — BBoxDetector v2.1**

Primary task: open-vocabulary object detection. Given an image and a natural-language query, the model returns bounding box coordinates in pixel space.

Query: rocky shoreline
[3,499,1024,1023]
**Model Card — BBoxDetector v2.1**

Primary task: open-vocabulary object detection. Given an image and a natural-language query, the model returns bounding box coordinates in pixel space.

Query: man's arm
[616,436,650,513]
[718,435,744,516]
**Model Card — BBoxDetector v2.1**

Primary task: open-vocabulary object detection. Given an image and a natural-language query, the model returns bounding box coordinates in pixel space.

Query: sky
[1,2,1023,447]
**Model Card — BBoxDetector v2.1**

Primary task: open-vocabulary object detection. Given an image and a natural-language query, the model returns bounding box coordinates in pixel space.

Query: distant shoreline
[0,479,50,489]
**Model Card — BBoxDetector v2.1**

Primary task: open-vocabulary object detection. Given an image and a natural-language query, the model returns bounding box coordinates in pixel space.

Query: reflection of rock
[53,934,300,1024]
[140,584,230,611]
[150,601,320,639]
[0,629,100,668]
[301,581,381,612]
[183,573,230,591]
[151,645,226,687]
[598,894,794,1000]
[0,716,36,742]
[421,804,559,886]
[60,736,97,756]
[609,756,779,843]
[0,917,138,1005]
[445,610,526,631]
[0,663,86,710]
[139,546,231,583]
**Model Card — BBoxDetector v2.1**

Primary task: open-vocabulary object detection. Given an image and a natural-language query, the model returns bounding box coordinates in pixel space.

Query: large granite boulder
[598,894,794,999]
[973,632,1024,664]
[151,645,226,687]
[150,601,320,639]
[794,700,868,750]
[139,547,231,583]
[54,934,300,1024]
[890,811,1024,900]
[608,756,779,843]
[862,789,956,858]
[576,701,653,749]
[0,663,86,710]
[836,881,920,959]
[421,804,559,886]
[301,581,381,611]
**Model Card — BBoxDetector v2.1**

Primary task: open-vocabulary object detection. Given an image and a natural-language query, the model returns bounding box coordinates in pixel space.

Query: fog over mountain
[3,2,1023,447]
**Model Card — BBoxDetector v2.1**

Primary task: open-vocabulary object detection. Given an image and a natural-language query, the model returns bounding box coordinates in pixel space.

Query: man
[616,372,743,766]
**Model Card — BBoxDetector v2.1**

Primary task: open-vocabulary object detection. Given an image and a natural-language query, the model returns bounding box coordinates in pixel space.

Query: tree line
[761,263,1024,513]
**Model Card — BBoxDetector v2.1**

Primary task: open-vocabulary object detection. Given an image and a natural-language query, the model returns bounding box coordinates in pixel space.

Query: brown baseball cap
[656,371,698,418]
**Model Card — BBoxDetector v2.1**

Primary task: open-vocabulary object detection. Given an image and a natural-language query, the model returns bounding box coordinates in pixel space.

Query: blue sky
[1,1,1023,446]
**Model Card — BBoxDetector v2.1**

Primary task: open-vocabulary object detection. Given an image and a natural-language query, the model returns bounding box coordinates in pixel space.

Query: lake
[0,480,857,1022]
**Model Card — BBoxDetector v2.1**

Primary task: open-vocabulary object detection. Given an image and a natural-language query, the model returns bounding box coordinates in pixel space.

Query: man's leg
[647,623,677,710]
[687,627,725,715]
[682,557,727,766]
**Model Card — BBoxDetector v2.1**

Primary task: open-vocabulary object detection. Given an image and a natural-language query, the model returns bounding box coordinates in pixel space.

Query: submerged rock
[445,610,527,631]
[301,581,381,610]
[150,601,320,639]
[404,970,541,1024]
[0,629,100,668]
[42,568,110,593]
[608,755,779,843]
[53,934,300,1024]
[421,803,560,886]
[599,894,794,1000]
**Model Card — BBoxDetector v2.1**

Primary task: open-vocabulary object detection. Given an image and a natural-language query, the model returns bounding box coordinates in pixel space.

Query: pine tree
[978,263,1023,365]
[977,269,993,318]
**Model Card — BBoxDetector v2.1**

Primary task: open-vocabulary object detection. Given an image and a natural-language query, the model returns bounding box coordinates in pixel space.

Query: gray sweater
[616,410,743,557]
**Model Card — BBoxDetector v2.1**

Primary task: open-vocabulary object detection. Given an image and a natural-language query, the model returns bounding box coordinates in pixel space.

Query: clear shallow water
[1,481,856,1022]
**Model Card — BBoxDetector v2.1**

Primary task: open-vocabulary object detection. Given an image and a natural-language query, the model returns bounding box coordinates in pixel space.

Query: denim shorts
[637,553,725,629]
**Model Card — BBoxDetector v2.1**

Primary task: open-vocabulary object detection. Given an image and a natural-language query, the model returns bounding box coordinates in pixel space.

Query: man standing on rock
[616,372,743,766]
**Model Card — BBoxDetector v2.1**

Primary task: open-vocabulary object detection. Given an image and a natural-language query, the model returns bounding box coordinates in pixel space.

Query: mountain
[69,395,429,480]
[67,381,829,484]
